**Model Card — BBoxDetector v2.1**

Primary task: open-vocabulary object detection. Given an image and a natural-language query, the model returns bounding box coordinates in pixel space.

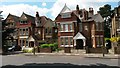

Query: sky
[0,0,119,20]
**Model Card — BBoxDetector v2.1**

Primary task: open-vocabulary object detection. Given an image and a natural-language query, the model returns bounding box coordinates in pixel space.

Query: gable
[73,32,86,40]
[20,14,27,20]
[60,4,71,14]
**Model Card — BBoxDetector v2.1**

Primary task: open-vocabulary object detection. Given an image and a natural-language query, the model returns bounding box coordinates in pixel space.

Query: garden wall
[86,47,108,54]
[39,48,52,53]
[114,46,120,54]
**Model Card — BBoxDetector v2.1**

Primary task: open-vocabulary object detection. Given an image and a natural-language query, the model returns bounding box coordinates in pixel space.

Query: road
[1,55,120,68]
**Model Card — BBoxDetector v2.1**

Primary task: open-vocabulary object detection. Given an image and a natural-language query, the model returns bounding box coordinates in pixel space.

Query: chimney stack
[36,11,39,18]
[76,5,80,15]
[88,7,94,18]
[89,7,94,15]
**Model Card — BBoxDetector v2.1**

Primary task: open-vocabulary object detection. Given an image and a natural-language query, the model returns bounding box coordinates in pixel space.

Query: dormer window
[61,13,71,18]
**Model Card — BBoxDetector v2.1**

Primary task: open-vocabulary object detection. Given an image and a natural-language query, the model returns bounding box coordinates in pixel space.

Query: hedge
[40,43,58,51]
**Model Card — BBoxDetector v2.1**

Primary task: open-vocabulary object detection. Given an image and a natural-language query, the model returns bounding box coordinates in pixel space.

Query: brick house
[4,13,19,46]
[111,6,120,38]
[17,12,35,47]
[55,4,104,49]
[34,12,57,45]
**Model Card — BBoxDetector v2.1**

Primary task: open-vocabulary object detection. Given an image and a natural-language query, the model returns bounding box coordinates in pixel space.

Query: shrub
[22,48,33,53]
[39,43,58,51]
[40,44,50,48]
[49,44,54,47]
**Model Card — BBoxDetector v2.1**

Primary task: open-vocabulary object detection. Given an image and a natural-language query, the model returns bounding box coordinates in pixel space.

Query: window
[99,23,103,31]
[61,13,71,18]
[79,23,82,32]
[100,37,103,46]
[96,23,99,31]
[61,37,64,45]
[69,24,73,31]
[65,24,68,31]
[46,28,48,33]
[65,37,68,45]
[20,20,27,24]
[119,21,120,28]
[70,37,73,45]
[26,41,28,46]
[96,37,100,47]
[60,23,73,32]
[49,29,52,34]
[60,24,63,31]
[84,26,88,31]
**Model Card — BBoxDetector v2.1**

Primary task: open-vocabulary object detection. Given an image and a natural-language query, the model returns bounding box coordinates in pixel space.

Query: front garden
[22,43,60,53]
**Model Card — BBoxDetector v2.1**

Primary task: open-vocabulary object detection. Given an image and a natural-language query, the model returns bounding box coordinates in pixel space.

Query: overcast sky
[0,0,119,20]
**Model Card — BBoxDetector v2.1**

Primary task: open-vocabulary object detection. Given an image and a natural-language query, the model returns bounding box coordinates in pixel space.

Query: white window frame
[59,23,73,32]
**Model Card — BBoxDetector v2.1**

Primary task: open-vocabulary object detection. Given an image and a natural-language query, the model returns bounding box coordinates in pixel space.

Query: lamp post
[102,45,105,57]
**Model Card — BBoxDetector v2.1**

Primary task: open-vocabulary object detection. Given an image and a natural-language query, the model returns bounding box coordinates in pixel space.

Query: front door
[76,39,83,49]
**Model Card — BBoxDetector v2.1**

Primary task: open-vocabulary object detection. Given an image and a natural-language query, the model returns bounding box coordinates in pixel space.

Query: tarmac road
[1,55,120,68]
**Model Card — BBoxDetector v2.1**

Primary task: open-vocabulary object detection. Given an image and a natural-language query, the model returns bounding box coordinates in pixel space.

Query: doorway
[76,39,83,49]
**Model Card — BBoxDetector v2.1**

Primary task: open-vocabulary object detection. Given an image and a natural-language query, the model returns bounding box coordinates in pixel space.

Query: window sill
[59,31,74,32]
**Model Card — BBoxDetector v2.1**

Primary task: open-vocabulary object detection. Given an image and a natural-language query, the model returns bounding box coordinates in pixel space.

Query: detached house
[111,6,120,38]
[16,12,57,48]
[55,4,104,49]
[5,14,19,46]
[17,12,35,47]
[34,12,57,45]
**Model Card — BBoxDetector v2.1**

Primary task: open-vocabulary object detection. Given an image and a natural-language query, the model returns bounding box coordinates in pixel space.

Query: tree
[98,4,113,38]
[2,20,15,52]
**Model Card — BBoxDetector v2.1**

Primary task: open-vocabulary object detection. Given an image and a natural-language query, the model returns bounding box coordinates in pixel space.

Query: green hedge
[40,44,50,48]
[40,43,58,51]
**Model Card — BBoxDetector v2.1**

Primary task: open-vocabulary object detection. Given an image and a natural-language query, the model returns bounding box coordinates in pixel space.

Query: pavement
[3,50,120,59]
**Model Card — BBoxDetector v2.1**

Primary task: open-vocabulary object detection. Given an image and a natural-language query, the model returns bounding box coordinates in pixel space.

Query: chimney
[76,5,80,15]
[88,7,94,18]
[89,7,94,15]
[36,11,39,17]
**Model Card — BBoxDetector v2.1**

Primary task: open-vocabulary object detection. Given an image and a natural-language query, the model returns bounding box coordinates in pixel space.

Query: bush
[40,44,50,48]
[22,48,33,53]
[39,43,58,51]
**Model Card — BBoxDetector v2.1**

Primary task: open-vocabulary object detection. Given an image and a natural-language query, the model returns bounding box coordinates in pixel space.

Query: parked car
[8,45,21,52]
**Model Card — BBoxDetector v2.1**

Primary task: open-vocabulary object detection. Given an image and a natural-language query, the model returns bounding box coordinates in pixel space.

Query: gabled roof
[28,36,35,41]
[73,32,86,40]
[55,4,81,22]
[5,13,19,22]
[44,19,54,28]
[60,4,71,14]
[91,13,104,22]
[19,12,35,23]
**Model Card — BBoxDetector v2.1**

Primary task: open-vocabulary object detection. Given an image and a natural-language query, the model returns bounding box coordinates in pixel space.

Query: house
[34,12,57,45]
[4,13,19,46]
[16,12,35,47]
[55,4,104,49]
[111,6,120,38]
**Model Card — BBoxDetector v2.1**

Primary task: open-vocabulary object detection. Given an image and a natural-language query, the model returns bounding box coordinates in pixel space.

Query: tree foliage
[98,4,113,38]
